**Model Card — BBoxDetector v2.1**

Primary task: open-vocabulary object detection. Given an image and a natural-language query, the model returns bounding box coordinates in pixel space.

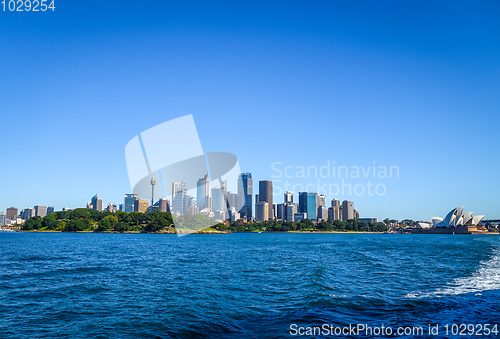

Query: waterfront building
[47,207,54,214]
[237,173,253,221]
[0,212,6,226]
[227,192,238,211]
[299,192,317,220]
[124,193,140,213]
[294,212,307,223]
[359,218,377,223]
[34,205,47,218]
[6,208,18,220]
[284,191,293,204]
[276,203,285,220]
[285,203,297,222]
[20,207,35,220]
[91,194,103,212]
[211,182,227,213]
[342,200,354,221]
[353,209,360,220]
[255,202,269,222]
[134,199,149,213]
[258,180,273,221]
[197,174,210,209]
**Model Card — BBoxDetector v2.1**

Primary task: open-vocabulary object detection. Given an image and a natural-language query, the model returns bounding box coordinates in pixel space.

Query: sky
[1,0,499,221]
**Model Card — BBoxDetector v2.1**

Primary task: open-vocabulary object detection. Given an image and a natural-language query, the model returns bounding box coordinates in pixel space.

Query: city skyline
[1,2,499,220]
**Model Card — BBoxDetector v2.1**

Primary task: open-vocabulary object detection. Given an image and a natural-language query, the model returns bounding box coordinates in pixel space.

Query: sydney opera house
[410,206,497,234]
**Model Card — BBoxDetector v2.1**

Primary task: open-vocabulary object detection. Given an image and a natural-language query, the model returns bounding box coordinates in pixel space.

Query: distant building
[358,218,377,223]
[255,202,269,222]
[317,194,326,207]
[34,205,47,218]
[285,203,297,222]
[158,198,170,212]
[47,207,54,214]
[284,191,293,204]
[6,208,18,220]
[20,208,35,220]
[197,174,210,209]
[299,192,317,220]
[91,194,103,212]
[276,203,285,220]
[62,207,72,212]
[259,180,273,221]
[105,203,117,213]
[211,182,227,214]
[331,199,340,208]
[172,182,181,200]
[0,212,6,226]
[294,212,307,223]
[353,209,360,220]
[172,182,189,215]
[134,199,149,213]
[124,193,140,213]
[86,202,93,209]
[227,192,238,211]
[118,204,123,212]
[238,173,253,221]
[328,207,340,221]
[317,206,328,221]
[342,200,354,221]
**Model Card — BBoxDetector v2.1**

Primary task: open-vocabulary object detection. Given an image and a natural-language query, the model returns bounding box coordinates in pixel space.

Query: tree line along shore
[18,208,389,233]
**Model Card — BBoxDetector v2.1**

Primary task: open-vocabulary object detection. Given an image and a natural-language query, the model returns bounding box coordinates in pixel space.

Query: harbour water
[0,233,499,338]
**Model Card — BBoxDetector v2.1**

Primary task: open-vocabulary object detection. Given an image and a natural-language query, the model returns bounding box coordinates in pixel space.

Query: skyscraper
[342,200,354,221]
[20,207,35,220]
[0,212,5,226]
[124,193,140,213]
[211,182,227,213]
[47,207,54,214]
[159,198,170,212]
[284,191,293,204]
[330,199,340,221]
[259,180,273,221]
[91,194,103,212]
[298,192,317,220]
[238,173,253,221]
[255,202,269,222]
[172,181,189,215]
[172,182,181,200]
[285,203,297,222]
[6,208,18,220]
[34,206,47,218]
[134,199,149,213]
[197,174,210,209]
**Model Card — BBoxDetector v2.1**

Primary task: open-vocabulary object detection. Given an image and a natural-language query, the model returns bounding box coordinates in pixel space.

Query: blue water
[0,233,499,338]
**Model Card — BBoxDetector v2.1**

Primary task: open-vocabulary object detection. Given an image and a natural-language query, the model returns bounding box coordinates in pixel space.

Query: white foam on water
[406,247,500,298]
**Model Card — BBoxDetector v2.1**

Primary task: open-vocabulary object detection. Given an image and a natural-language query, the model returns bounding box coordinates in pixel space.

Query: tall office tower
[159,198,170,212]
[317,194,326,207]
[207,196,212,210]
[118,204,123,211]
[331,199,340,208]
[91,194,103,212]
[47,207,54,214]
[6,208,18,220]
[255,202,269,222]
[294,212,307,223]
[172,182,181,200]
[197,174,210,209]
[124,193,140,213]
[284,191,293,204]
[317,206,328,221]
[342,200,354,221]
[328,207,341,221]
[255,194,259,207]
[237,173,253,221]
[34,205,47,218]
[298,192,317,220]
[211,183,227,212]
[227,192,238,211]
[134,199,149,213]
[0,212,5,226]
[285,203,297,222]
[105,204,117,213]
[172,182,189,215]
[276,203,285,220]
[353,209,360,220]
[259,180,273,221]
[20,207,35,220]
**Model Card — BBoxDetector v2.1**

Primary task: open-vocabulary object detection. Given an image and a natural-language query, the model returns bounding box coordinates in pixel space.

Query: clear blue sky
[1,1,499,221]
